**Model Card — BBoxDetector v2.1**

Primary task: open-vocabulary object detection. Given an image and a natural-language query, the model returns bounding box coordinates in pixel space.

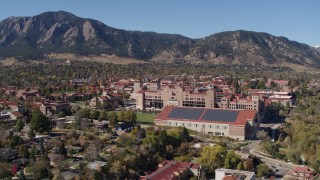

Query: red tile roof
[292,167,314,174]
[10,111,23,118]
[99,96,108,101]
[223,176,236,180]
[141,160,199,180]
[286,167,318,179]
[155,106,256,126]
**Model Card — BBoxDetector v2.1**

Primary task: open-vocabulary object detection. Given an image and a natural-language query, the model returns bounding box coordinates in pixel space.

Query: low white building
[215,168,255,180]
[155,106,258,140]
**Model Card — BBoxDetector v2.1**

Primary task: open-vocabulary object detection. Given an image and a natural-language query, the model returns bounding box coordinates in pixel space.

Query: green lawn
[24,167,32,174]
[136,112,157,124]
[70,101,86,108]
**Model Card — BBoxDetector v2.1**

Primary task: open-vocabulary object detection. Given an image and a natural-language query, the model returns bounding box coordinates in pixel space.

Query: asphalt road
[245,140,298,179]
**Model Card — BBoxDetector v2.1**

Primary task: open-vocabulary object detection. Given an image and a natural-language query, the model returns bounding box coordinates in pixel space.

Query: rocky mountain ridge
[0,11,320,69]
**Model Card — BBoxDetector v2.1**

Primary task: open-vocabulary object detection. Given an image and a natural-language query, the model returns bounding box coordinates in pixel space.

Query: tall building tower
[133,81,143,93]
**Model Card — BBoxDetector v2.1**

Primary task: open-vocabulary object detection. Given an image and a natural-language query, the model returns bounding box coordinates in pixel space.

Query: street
[246,140,299,179]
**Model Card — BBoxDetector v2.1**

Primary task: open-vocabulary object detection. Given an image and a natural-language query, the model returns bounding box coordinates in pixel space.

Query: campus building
[155,106,258,140]
[135,83,216,111]
[215,168,255,180]
[220,95,261,112]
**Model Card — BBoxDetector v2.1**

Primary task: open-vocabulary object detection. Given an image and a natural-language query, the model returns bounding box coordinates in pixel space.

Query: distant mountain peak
[0,11,320,71]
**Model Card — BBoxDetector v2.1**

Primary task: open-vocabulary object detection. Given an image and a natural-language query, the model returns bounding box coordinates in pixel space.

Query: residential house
[9,111,24,120]
[0,148,19,162]
[58,170,81,180]
[285,167,319,180]
[140,160,201,180]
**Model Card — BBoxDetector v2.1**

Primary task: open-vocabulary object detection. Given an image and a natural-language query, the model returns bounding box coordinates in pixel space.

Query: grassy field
[136,112,157,124]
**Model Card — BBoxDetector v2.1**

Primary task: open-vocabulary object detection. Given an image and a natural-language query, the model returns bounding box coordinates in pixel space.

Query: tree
[232,78,240,93]
[28,128,35,138]
[118,110,126,122]
[90,110,100,120]
[108,112,118,128]
[256,164,270,177]
[30,146,36,161]
[125,110,137,124]
[237,162,244,170]
[19,144,29,158]
[270,81,278,89]
[174,155,191,162]
[197,145,227,174]
[57,111,65,118]
[58,142,67,157]
[76,108,91,119]
[143,131,161,153]
[99,110,108,121]
[262,141,279,156]
[8,135,23,148]
[0,162,11,179]
[256,80,266,89]
[51,154,67,172]
[30,110,52,134]
[40,140,45,154]
[224,150,241,169]
[256,130,269,141]
[179,127,190,142]
[30,160,51,179]
[16,119,25,132]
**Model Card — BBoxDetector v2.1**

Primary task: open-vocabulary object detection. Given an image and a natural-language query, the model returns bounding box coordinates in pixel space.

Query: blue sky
[0,0,319,46]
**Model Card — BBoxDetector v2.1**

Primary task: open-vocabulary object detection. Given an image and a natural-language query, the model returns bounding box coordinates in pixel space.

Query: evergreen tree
[90,110,100,120]
[30,110,52,134]
[30,146,36,161]
[28,128,35,138]
[59,142,67,157]
[179,127,190,142]
[19,144,29,158]
[16,119,25,132]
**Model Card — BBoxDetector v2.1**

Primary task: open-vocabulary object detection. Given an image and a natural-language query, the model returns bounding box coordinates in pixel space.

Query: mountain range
[0,11,320,70]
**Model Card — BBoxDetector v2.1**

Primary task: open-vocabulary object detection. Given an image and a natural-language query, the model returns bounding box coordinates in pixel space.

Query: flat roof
[201,109,239,122]
[168,108,204,120]
[156,106,256,126]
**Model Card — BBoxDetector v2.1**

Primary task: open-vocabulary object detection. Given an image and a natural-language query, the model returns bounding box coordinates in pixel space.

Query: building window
[195,124,198,127]
[216,125,220,129]
[189,123,191,127]
[175,122,178,126]
[182,123,184,126]
[168,122,171,125]
[223,126,227,129]
[209,125,212,128]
